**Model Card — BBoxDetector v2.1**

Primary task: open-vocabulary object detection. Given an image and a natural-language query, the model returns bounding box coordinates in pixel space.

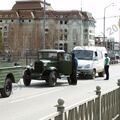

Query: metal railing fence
[41,80,120,120]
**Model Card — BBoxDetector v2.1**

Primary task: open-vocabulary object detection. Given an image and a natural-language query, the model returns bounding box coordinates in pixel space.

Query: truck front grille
[34,61,44,73]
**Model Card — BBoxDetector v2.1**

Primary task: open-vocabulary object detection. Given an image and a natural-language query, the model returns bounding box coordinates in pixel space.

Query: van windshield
[74,50,93,60]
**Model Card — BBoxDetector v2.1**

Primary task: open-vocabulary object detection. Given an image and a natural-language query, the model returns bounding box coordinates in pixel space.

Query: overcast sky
[0,0,120,41]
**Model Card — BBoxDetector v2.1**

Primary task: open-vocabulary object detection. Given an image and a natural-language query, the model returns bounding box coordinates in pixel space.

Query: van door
[95,51,104,72]
[93,51,99,72]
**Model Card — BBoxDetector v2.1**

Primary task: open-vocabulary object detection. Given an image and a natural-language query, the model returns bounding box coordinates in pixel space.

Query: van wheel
[98,71,104,77]
[90,70,96,79]
[1,78,12,97]
[48,71,57,87]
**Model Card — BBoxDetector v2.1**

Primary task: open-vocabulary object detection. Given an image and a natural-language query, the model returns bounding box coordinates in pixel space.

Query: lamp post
[43,0,46,49]
[103,3,114,48]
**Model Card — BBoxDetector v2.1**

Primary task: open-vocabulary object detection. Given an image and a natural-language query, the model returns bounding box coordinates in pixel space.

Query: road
[0,64,120,120]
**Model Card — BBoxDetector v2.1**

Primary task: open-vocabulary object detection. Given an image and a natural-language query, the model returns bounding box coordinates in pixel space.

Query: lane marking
[10,88,64,103]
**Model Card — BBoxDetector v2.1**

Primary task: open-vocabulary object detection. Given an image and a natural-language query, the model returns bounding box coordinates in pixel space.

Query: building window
[89,35,94,39]
[84,34,88,39]
[60,20,63,24]
[4,32,7,36]
[60,34,63,40]
[65,20,68,24]
[73,42,76,45]
[59,43,63,50]
[45,28,49,32]
[64,43,68,52]
[29,20,31,22]
[0,20,2,22]
[64,29,67,32]
[64,34,67,40]
[4,38,7,42]
[84,29,88,32]
[4,26,7,31]
[11,19,14,22]
[22,20,24,22]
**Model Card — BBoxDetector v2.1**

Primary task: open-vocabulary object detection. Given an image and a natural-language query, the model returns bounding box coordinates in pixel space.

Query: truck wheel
[1,78,12,97]
[48,71,57,87]
[23,71,31,86]
[98,71,104,77]
[67,76,72,85]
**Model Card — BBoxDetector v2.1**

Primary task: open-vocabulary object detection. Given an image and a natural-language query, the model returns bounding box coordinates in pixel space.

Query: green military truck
[23,49,75,87]
[0,65,24,97]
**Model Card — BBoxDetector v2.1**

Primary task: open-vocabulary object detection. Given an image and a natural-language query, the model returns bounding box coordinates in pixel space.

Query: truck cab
[23,49,73,87]
[0,65,24,97]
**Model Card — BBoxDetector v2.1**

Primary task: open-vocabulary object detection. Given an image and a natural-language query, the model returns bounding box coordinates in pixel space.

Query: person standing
[104,53,110,80]
[70,52,78,85]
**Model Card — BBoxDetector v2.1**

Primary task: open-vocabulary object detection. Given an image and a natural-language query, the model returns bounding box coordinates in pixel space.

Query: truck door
[58,53,72,75]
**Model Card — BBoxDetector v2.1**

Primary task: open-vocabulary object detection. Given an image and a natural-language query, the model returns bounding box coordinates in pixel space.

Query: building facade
[0,0,95,58]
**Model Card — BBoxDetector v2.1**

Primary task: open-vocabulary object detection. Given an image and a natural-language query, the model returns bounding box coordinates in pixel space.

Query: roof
[33,10,83,19]
[82,11,95,21]
[73,46,107,52]
[18,10,33,19]
[12,0,51,10]
[0,1,94,21]
[0,11,19,19]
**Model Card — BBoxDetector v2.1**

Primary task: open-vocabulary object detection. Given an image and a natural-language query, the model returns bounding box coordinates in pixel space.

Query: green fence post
[55,98,65,120]
[96,86,101,120]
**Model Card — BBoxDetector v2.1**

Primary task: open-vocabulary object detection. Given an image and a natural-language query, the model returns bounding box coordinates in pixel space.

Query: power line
[95,15,120,20]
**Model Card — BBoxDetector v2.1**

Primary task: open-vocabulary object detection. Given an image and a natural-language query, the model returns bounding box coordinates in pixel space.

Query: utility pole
[81,0,82,11]
[43,0,46,49]
[103,3,114,49]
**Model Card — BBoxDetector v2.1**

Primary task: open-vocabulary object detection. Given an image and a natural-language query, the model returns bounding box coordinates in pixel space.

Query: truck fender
[6,73,15,83]
[42,67,57,77]
[24,68,31,75]
[47,67,57,71]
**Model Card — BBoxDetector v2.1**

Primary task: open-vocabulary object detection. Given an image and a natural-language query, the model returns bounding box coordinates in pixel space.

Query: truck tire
[0,78,12,97]
[67,76,72,85]
[48,71,57,87]
[90,70,96,79]
[98,71,104,77]
[23,70,31,86]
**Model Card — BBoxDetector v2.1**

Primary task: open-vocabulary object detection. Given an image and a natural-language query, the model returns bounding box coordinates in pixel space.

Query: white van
[73,46,107,79]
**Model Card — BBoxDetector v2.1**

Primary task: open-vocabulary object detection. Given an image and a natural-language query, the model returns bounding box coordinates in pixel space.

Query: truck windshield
[74,50,93,60]
[39,52,57,59]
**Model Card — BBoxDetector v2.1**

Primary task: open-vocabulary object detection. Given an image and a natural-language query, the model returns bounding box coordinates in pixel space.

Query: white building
[0,0,95,56]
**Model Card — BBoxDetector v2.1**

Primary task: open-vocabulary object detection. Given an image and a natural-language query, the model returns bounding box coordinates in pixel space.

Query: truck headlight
[44,63,47,66]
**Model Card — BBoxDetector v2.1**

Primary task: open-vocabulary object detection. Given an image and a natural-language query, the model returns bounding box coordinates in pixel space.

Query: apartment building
[0,0,95,57]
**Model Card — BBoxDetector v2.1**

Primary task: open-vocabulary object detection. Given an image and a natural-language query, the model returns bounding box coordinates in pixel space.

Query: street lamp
[103,3,114,48]
[43,0,46,49]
